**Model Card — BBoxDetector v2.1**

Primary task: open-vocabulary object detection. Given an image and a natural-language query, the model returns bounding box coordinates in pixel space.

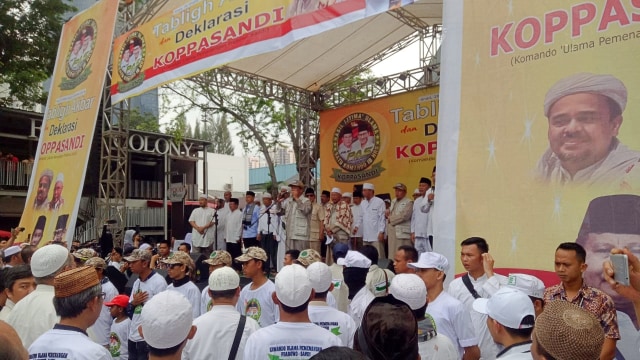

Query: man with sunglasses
[163,251,200,319]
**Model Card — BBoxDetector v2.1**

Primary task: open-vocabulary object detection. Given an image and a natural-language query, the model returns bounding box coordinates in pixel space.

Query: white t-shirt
[28,326,112,360]
[497,341,533,359]
[348,287,375,326]
[182,305,261,360]
[128,272,168,342]
[7,284,59,348]
[201,286,213,315]
[88,279,119,346]
[308,301,357,348]
[427,291,478,359]
[167,279,202,319]
[109,318,130,360]
[243,322,343,360]
[109,260,124,270]
[236,280,279,327]
[189,206,216,247]
[448,273,507,360]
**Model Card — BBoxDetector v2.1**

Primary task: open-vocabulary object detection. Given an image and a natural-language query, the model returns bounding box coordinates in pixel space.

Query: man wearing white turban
[535,73,640,187]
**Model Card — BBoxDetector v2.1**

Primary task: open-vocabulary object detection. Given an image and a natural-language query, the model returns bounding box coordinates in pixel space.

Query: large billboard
[320,87,438,194]
[16,0,118,248]
[110,0,415,103]
[438,1,640,358]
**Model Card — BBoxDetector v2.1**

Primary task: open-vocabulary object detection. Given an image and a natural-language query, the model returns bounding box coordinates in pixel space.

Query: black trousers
[128,340,149,360]
[227,242,242,271]
[243,237,259,249]
[260,233,278,274]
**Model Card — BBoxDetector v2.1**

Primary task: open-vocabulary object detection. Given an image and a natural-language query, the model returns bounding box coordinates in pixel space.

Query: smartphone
[611,254,630,287]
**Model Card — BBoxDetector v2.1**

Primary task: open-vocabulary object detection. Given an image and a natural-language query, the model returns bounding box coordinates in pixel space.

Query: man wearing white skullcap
[7,244,75,347]
[49,173,65,211]
[536,72,640,186]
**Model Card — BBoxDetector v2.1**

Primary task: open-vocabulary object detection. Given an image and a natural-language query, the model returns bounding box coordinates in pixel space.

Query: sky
[161,43,421,158]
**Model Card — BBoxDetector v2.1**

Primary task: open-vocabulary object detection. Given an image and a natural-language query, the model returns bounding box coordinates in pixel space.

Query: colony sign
[128,133,197,158]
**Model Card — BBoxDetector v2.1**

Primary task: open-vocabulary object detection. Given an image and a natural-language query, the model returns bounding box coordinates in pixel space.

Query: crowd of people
[0,169,638,359]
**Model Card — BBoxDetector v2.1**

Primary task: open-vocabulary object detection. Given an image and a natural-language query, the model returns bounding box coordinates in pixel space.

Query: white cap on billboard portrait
[342,192,353,198]
[56,173,64,183]
[363,183,375,190]
[544,73,627,116]
[331,187,342,194]
[262,192,272,199]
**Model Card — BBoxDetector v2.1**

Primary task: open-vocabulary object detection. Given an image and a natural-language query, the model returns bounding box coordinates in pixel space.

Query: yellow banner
[16,0,118,247]
[320,88,438,194]
[110,0,415,103]
[453,2,640,355]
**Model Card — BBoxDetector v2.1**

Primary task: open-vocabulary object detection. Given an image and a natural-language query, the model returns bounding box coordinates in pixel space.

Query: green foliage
[203,113,235,155]
[0,0,76,107]
[164,113,189,145]
[128,108,160,132]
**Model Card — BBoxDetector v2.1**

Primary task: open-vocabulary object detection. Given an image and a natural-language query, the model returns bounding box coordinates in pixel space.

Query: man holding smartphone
[578,194,640,360]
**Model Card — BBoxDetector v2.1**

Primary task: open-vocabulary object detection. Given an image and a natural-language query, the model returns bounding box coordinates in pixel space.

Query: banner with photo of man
[320,87,438,194]
[16,0,118,248]
[437,1,640,358]
[110,0,414,103]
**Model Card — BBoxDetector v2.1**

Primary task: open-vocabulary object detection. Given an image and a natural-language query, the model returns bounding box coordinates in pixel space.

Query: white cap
[209,267,240,291]
[342,192,353,198]
[140,291,193,349]
[336,250,371,268]
[413,188,421,195]
[306,262,332,293]
[544,73,627,117]
[139,243,152,251]
[3,245,20,257]
[56,173,64,183]
[507,273,545,299]
[262,192,272,199]
[363,183,375,190]
[275,264,312,307]
[472,287,535,329]
[330,187,342,194]
[389,274,427,310]
[408,252,449,272]
[31,245,70,278]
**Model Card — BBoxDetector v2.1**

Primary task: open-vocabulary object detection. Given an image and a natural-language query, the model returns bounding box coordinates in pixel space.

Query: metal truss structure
[97,2,440,240]
[96,3,137,241]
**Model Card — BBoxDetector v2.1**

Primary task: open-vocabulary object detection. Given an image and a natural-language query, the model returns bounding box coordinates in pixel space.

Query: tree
[0,0,75,107]
[203,113,234,155]
[162,72,289,188]
[128,108,160,132]
[193,120,201,139]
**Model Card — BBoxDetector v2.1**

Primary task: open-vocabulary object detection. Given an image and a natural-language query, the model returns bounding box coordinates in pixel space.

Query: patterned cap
[235,246,268,262]
[204,250,232,266]
[534,301,604,360]
[72,248,97,261]
[85,257,107,269]
[296,249,321,267]
[124,249,152,263]
[161,251,194,270]
[54,266,99,298]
